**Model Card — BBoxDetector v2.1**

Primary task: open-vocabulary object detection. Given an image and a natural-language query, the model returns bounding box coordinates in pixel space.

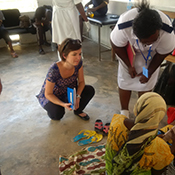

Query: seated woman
[36,38,95,121]
[105,92,175,175]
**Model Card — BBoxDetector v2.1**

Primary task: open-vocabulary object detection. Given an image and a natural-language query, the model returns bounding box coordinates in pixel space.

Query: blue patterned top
[36,60,82,107]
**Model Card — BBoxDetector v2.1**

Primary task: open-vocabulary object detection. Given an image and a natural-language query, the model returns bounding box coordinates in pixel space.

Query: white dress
[111,8,175,91]
[52,0,82,45]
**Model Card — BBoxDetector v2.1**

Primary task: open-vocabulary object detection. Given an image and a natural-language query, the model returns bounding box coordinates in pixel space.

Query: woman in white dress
[111,0,175,118]
[52,0,88,47]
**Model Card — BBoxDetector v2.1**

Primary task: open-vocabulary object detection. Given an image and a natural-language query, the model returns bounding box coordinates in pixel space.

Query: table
[87,14,119,61]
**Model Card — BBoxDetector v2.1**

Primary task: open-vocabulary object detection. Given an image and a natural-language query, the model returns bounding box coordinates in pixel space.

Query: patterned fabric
[105,114,174,175]
[105,92,174,175]
[36,60,82,107]
[59,145,106,175]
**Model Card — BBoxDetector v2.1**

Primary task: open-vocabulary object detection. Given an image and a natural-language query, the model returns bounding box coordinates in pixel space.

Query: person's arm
[124,118,135,130]
[76,2,88,22]
[74,65,85,110]
[111,39,138,78]
[88,0,109,12]
[45,80,72,110]
[139,51,172,84]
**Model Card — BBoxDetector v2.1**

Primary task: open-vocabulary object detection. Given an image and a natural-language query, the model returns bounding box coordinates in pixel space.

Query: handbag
[19,15,31,28]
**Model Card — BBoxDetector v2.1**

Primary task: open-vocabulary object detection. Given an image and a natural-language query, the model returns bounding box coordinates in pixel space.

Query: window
[0,0,38,12]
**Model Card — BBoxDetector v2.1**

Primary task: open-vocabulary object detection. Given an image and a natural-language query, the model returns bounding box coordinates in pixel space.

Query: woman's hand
[64,103,73,111]
[138,74,150,84]
[128,66,137,78]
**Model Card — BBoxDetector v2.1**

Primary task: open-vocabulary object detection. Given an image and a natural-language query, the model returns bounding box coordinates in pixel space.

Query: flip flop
[94,119,103,132]
[78,133,103,146]
[73,130,96,142]
[103,123,110,136]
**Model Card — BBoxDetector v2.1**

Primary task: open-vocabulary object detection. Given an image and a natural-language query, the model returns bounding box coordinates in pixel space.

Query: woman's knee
[86,85,95,98]
[44,102,65,120]
[47,110,65,120]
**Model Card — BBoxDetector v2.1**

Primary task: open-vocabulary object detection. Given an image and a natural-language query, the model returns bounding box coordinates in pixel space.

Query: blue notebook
[67,87,76,109]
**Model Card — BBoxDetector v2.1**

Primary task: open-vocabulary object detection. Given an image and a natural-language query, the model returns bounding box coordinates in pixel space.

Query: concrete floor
[0,38,168,175]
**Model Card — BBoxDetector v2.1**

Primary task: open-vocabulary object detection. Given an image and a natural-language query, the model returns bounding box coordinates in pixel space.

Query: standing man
[111,0,175,118]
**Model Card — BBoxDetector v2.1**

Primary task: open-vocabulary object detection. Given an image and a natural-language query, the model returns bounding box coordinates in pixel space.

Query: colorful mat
[59,144,106,175]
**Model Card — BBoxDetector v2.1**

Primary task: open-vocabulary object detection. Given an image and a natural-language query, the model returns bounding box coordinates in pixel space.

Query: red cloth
[172,49,175,56]
[167,107,175,124]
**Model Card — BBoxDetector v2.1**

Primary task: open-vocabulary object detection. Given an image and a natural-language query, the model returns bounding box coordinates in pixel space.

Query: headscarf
[112,92,167,175]
[127,92,166,144]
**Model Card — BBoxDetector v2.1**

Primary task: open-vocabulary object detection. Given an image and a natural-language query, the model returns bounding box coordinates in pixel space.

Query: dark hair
[133,0,163,39]
[59,38,82,61]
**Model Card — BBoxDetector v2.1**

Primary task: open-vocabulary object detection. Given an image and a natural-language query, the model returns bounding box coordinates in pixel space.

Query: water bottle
[127,0,133,11]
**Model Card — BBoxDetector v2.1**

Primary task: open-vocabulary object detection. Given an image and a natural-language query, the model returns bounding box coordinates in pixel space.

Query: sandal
[94,119,103,132]
[103,123,110,136]
[78,133,103,146]
[11,52,18,58]
[73,130,96,142]
[74,111,90,121]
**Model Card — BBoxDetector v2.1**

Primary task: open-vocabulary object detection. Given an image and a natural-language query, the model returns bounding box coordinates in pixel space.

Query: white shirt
[111,8,175,91]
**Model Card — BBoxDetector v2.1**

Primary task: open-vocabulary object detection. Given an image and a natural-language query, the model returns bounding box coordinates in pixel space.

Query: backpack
[19,15,31,28]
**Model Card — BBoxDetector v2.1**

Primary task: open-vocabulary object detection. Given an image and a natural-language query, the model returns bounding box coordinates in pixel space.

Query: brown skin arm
[76,3,88,22]
[111,40,137,78]
[124,118,135,130]
[138,52,172,84]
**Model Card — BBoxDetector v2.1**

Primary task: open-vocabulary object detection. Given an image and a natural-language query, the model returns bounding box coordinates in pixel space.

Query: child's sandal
[94,119,103,133]
[103,123,110,136]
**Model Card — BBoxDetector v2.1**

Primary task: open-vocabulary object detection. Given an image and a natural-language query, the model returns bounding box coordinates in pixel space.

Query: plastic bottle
[127,0,133,11]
